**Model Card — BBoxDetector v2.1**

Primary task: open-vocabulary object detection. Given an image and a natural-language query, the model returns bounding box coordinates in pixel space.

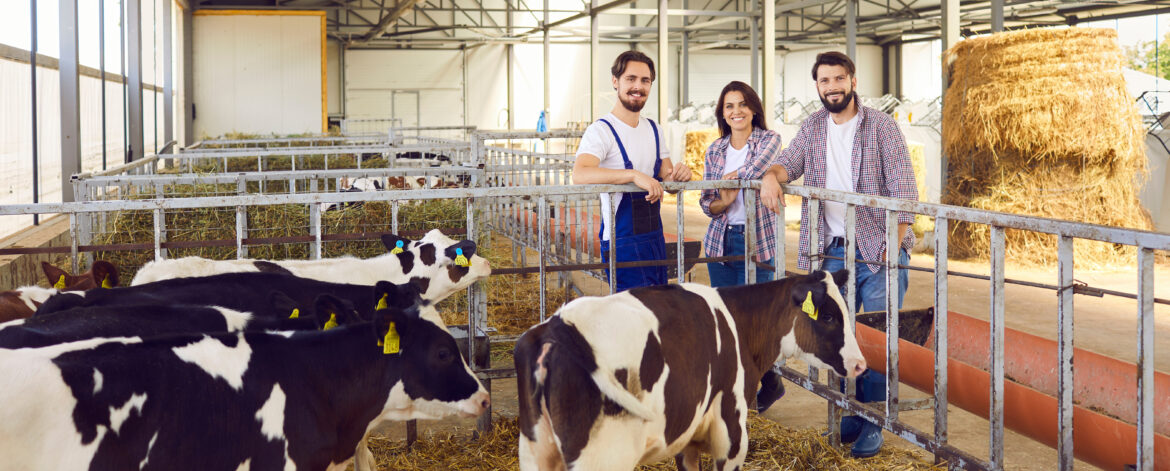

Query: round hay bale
[941,27,1152,268]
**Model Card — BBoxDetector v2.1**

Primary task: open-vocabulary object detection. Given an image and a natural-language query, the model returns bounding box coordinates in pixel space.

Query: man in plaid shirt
[770,51,918,458]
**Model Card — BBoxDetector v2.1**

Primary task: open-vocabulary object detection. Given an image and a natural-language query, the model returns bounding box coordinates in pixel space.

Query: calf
[513,270,866,471]
[0,261,120,324]
[38,275,432,327]
[0,302,490,470]
[0,294,362,349]
[130,229,490,303]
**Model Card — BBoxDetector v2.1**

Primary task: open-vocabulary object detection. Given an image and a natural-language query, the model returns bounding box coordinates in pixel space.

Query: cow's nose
[850,358,868,378]
[481,394,491,410]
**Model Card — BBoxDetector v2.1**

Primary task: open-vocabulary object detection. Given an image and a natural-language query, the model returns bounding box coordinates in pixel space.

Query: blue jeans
[707,226,775,288]
[821,243,909,312]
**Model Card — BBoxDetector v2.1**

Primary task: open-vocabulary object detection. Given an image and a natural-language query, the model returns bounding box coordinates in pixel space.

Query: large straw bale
[941,28,1152,268]
[684,128,720,180]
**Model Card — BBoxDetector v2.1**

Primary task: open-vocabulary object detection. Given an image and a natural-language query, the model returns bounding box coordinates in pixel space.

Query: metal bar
[885,210,900,420]
[657,0,668,122]
[236,205,247,259]
[808,198,821,270]
[59,0,81,202]
[153,208,164,261]
[311,203,323,259]
[392,201,400,233]
[844,204,857,316]
[846,0,857,60]
[762,0,775,128]
[745,189,757,283]
[989,225,1006,469]
[1137,247,1155,470]
[99,0,107,171]
[69,213,79,273]
[608,194,617,294]
[1056,234,1074,470]
[30,0,39,225]
[539,195,548,323]
[933,217,950,464]
[677,190,685,280]
[990,0,1004,32]
[163,0,173,148]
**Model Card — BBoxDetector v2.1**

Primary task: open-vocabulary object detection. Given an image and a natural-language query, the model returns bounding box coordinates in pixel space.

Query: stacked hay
[369,415,942,470]
[942,28,1152,268]
[684,128,720,181]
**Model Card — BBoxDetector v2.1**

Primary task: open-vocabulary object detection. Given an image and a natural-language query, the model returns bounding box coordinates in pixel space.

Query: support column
[657,0,668,121]
[940,0,958,221]
[762,0,775,128]
[991,0,1004,33]
[543,0,550,125]
[182,2,193,146]
[846,0,857,60]
[59,0,81,202]
[128,0,145,162]
[681,0,689,106]
[506,0,514,129]
[750,0,759,90]
[164,0,173,149]
[591,0,600,119]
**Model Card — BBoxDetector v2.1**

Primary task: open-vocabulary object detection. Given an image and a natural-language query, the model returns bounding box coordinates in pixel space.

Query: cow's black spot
[614,368,628,388]
[638,333,664,392]
[418,243,436,266]
[397,251,415,274]
[409,277,431,296]
[447,265,468,283]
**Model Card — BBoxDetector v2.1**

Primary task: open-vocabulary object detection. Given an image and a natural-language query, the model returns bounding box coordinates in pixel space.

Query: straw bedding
[941,28,1152,268]
[367,415,942,470]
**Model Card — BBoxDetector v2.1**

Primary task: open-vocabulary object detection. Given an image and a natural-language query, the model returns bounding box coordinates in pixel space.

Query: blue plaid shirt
[700,128,784,262]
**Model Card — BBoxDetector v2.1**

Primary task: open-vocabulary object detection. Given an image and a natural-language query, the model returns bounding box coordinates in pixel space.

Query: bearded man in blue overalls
[573,51,693,292]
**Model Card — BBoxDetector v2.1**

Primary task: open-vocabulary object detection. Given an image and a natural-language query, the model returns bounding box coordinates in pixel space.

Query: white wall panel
[344,49,462,127]
[193,12,322,138]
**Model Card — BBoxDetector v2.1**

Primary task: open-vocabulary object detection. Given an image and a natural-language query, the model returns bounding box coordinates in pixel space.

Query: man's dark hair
[715,81,768,138]
[612,50,656,81]
[811,51,856,80]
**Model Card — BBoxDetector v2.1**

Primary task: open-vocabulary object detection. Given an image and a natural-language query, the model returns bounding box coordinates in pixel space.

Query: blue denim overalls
[596,118,668,292]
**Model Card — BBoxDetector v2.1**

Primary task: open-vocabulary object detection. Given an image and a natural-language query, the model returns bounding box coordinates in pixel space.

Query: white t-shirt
[722,142,751,225]
[575,113,671,240]
[824,114,859,238]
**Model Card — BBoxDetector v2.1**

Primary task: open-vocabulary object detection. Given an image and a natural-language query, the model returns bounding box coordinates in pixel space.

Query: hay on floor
[368,415,943,470]
[941,28,1152,268]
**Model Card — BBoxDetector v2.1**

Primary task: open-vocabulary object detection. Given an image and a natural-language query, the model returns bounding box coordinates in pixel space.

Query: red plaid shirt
[778,105,918,273]
[700,128,784,262]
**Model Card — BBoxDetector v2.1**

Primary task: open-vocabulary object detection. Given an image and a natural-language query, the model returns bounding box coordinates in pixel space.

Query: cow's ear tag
[376,293,389,310]
[288,308,300,319]
[323,313,339,330]
[54,275,67,290]
[382,322,401,354]
[101,275,112,289]
[454,248,470,267]
[802,292,818,321]
[390,240,405,255]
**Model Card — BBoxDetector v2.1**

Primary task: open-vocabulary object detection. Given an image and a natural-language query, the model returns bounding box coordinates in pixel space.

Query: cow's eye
[437,348,454,363]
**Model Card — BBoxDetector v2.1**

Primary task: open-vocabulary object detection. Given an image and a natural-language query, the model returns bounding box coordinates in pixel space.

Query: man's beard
[618,91,647,112]
[819,90,855,113]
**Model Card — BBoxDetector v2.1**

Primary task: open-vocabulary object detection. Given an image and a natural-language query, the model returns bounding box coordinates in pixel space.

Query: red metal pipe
[856,323,1169,470]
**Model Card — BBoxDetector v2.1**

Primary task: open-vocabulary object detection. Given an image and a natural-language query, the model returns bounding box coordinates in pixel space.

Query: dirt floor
[366,195,1170,470]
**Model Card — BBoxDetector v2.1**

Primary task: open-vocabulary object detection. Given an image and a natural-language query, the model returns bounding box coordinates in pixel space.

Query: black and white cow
[513,270,867,471]
[129,229,490,303]
[37,275,430,326]
[0,294,362,349]
[0,302,490,470]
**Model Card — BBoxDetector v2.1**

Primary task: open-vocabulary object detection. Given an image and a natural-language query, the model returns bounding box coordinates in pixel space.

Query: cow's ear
[91,261,120,288]
[380,234,412,252]
[269,291,301,319]
[373,180,383,190]
[444,240,477,261]
[790,280,826,315]
[314,294,357,330]
[373,308,412,354]
[42,261,68,288]
[831,269,849,289]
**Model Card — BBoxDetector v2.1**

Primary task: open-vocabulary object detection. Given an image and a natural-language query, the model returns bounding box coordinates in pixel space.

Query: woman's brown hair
[716,81,768,138]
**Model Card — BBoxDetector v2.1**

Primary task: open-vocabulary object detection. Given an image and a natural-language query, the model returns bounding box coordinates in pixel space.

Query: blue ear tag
[454,247,470,267]
[390,240,405,255]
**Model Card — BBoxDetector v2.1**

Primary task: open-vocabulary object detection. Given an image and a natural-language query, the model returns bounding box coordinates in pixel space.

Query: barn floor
[374,195,1170,470]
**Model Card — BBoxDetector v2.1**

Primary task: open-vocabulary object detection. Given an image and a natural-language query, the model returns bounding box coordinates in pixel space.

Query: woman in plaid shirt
[699,81,785,287]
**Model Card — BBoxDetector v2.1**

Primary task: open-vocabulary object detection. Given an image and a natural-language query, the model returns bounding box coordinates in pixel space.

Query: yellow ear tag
[802,292,819,321]
[389,240,405,255]
[383,322,401,354]
[101,275,112,289]
[376,293,389,310]
[454,248,470,267]
[54,275,67,290]
[288,308,300,319]
[323,313,339,330]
